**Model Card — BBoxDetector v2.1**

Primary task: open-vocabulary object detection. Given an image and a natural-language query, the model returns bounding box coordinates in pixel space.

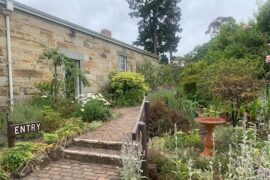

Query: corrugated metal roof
[0,0,159,59]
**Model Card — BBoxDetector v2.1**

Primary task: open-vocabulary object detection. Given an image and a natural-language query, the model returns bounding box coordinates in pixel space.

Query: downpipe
[3,0,14,111]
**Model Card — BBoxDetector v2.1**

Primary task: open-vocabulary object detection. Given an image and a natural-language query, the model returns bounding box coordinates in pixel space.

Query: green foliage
[257,0,270,37]
[35,81,52,97]
[0,168,8,180]
[78,100,111,122]
[149,100,190,137]
[205,22,269,62]
[148,89,196,131]
[55,118,85,140]
[136,60,159,89]
[127,0,182,55]
[148,150,177,179]
[10,100,44,124]
[54,99,79,119]
[0,142,45,173]
[43,119,102,145]
[121,137,143,180]
[109,71,149,106]
[43,133,59,144]
[42,106,64,132]
[39,48,88,100]
[137,61,183,89]
[205,16,236,37]
[165,131,203,151]
[148,89,179,110]
[87,121,103,131]
[180,58,263,108]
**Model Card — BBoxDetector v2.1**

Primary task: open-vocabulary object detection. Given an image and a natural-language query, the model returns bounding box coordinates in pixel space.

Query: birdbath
[195,117,226,157]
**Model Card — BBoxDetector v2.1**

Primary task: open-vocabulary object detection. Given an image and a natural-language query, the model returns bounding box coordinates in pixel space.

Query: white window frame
[118,55,127,71]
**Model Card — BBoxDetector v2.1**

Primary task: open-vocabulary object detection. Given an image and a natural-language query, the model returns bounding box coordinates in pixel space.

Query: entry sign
[10,122,41,136]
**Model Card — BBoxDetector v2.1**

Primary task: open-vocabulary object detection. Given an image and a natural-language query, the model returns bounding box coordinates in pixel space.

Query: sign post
[7,122,41,147]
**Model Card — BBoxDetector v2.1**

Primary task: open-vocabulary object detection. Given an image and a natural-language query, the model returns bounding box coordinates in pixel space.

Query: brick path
[78,106,140,141]
[23,106,140,180]
[24,160,121,180]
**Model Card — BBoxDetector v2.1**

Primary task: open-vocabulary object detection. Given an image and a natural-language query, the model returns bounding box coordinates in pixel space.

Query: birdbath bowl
[195,117,226,157]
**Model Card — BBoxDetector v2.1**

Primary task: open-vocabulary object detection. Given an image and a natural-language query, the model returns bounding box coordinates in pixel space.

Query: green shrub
[165,131,203,151]
[10,100,44,123]
[109,71,149,106]
[149,101,190,137]
[79,100,111,122]
[0,168,8,180]
[148,89,180,110]
[0,112,6,138]
[42,106,64,132]
[54,99,79,118]
[0,142,44,173]
[87,121,103,130]
[148,150,179,179]
[55,118,85,140]
[43,133,59,144]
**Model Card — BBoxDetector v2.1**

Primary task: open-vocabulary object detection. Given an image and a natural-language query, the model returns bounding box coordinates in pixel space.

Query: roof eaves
[0,0,159,59]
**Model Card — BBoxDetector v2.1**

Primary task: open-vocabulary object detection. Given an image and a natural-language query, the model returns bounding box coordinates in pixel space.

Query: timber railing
[132,96,150,178]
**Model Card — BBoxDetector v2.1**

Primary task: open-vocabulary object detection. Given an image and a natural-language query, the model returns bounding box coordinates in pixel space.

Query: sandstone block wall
[0,10,157,107]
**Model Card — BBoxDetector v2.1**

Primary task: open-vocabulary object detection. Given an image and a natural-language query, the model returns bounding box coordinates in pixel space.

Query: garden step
[73,138,122,150]
[63,146,122,166]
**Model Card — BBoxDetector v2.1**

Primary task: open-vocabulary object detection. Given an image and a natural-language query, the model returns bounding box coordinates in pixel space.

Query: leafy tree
[205,16,236,37]
[211,59,263,126]
[160,54,169,64]
[257,0,270,37]
[205,21,269,63]
[127,0,182,57]
[184,42,209,61]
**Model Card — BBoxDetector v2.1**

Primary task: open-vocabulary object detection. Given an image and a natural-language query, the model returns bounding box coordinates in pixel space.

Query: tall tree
[205,16,236,37]
[257,0,270,37]
[127,0,182,60]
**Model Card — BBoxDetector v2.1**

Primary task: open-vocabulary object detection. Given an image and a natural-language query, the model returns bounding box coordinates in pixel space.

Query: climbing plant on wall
[39,48,88,101]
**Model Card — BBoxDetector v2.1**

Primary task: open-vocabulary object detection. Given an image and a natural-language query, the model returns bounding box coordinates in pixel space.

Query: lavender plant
[121,136,143,180]
[226,114,270,179]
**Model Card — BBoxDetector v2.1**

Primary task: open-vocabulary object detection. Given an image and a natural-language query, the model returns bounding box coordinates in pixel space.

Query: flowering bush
[109,71,149,106]
[76,93,111,122]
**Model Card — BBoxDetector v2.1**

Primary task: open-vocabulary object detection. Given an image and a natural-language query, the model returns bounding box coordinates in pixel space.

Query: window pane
[118,55,127,71]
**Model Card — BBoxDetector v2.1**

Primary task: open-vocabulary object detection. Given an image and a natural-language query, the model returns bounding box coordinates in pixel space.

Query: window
[118,55,127,71]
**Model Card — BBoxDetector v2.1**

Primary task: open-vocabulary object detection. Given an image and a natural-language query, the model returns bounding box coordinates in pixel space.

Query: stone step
[73,138,122,150]
[63,146,122,166]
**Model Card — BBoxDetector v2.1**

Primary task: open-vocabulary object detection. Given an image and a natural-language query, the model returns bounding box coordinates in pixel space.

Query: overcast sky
[16,0,260,56]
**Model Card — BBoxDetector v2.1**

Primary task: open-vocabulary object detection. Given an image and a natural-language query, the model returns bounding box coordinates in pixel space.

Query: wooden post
[7,121,15,147]
[139,121,148,179]
[144,101,150,129]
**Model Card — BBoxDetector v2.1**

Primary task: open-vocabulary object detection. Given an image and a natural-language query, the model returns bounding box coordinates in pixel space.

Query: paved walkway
[78,107,140,142]
[23,106,140,180]
[25,160,121,180]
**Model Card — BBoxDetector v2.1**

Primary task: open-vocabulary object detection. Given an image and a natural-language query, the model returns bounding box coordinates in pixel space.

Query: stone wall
[0,10,157,107]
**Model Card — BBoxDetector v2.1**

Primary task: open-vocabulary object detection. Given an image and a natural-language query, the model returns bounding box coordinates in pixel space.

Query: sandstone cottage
[0,0,159,109]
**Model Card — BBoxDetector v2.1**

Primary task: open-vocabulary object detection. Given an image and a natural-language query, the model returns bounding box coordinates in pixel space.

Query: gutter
[0,0,159,59]
[3,0,14,111]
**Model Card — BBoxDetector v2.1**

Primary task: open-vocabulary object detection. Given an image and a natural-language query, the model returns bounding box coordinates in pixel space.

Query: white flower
[81,108,85,112]
[98,93,103,97]
[42,95,47,98]
[104,102,110,106]
[71,101,74,103]
[87,93,92,97]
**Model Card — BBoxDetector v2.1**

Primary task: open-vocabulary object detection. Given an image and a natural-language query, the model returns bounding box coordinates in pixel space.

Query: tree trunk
[169,46,173,64]
[153,10,157,55]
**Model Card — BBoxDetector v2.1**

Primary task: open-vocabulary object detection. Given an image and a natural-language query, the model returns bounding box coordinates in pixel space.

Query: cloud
[16,0,259,56]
